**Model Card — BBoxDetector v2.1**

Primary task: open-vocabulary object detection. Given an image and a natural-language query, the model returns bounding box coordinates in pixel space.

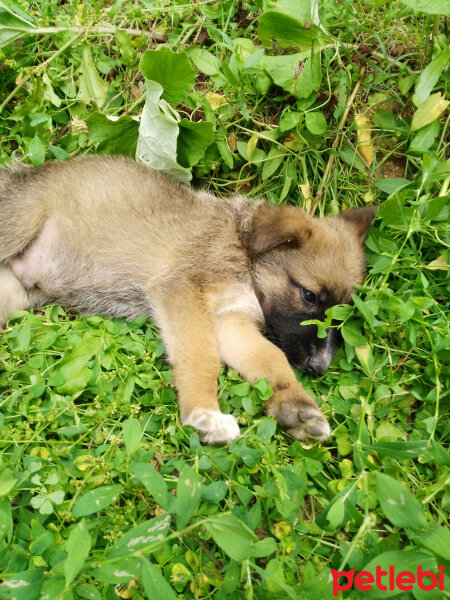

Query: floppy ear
[338,205,378,243]
[248,205,312,255]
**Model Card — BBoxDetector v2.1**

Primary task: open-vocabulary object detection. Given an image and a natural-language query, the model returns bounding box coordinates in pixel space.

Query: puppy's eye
[302,288,317,304]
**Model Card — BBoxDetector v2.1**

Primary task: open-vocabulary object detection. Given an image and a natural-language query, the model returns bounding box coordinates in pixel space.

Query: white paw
[183,408,240,445]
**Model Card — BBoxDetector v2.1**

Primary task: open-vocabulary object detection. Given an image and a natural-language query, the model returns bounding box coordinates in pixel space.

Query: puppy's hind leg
[0,265,46,328]
[152,289,240,445]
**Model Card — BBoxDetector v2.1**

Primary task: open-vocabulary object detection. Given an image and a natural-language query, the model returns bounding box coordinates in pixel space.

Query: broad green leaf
[399,73,416,95]
[29,532,52,556]
[256,418,277,441]
[91,557,141,583]
[204,513,257,561]
[413,48,450,107]
[261,145,288,180]
[140,47,195,105]
[201,481,228,504]
[250,537,277,558]
[175,466,202,530]
[361,550,437,599]
[28,136,45,167]
[338,142,367,171]
[190,48,220,75]
[410,92,449,131]
[122,418,142,457]
[255,559,298,598]
[216,134,234,168]
[115,28,135,66]
[56,425,88,438]
[74,584,102,600]
[78,44,107,108]
[341,325,367,347]
[0,1,35,48]
[56,332,103,394]
[72,485,123,517]
[86,113,139,157]
[355,344,373,374]
[368,440,428,459]
[0,468,17,497]
[177,119,214,168]
[374,177,411,194]
[258,11,316,49]
[279,110,301,132]
[136,80,191,183]
[64,519,91,585]
[30,495,54,515]
[48,490,64,504]
[305,111,327,135]
[110,513,171,557]
[0,569,44,600]
[375,472,427,530]
[42,72,61,107]
[131,461,168,508]
[415,524,450,559]
[0,509,13,542]
[15,322,31,350]
[141,558,177,600]
[316,484,357,531]
[294,52,322,98]
[262,51,322,98]
[400,0,450,15]
[409,118,440,153]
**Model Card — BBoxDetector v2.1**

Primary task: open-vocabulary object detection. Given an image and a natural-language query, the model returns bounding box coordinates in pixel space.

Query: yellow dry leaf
[75,454,95,471]
[426,255,449,271]
[355,112,374,166]
[247,134,259,162]
[227,133,237,152]
[363,190,375,203]
[115,581,138,599]
[205,92,227,110]
[410,92,450,131]
[299,182,311,200]
[76,4,84,28]
[355,345,372,371]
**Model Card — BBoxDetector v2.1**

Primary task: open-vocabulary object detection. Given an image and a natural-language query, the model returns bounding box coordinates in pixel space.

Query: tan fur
[0,155,376,444]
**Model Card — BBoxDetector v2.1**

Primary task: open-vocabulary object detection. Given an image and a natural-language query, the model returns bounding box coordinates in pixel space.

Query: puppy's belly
[11,218,60,289]
[10,218,149,319]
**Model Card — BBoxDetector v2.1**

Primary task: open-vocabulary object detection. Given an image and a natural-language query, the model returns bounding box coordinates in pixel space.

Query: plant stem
[311,67,366,215]
[4,25,165,41]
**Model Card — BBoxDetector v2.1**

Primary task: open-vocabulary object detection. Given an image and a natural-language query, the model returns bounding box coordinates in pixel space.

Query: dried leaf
[227,133,237,152]
[355,113,374,166]
[136,81,191,183]
[247,134,259,163]
[205,92,227,110]
[426,255,448,271]
[410,93,449,131]
[299,182,311,200]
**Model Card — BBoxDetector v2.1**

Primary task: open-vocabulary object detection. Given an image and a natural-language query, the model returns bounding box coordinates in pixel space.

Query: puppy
[0,155,376,444]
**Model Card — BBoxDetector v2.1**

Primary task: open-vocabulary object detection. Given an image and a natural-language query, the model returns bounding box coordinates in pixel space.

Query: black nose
[306,356,327,375]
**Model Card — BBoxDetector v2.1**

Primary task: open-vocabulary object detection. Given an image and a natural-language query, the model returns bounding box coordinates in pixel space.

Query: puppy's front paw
[266,387,330,442]
[183,408,240,445]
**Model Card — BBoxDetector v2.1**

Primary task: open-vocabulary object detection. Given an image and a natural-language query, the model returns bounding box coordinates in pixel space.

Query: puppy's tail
[0,162,47,262]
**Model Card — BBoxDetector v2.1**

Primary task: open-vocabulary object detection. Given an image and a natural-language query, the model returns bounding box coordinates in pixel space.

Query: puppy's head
[248,204,377,374]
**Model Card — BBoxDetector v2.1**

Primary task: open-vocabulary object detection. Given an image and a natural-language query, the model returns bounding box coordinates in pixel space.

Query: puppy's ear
[338,205,378,243]
[249,205,312,255]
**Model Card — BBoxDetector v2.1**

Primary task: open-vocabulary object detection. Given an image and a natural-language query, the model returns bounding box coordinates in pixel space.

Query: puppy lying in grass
[0,155,376,444]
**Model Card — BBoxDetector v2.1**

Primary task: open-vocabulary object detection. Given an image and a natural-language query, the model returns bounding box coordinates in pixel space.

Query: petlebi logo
[331,564,445,597]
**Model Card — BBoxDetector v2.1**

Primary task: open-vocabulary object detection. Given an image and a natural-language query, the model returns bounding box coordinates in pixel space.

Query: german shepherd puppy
[0,156,376,444]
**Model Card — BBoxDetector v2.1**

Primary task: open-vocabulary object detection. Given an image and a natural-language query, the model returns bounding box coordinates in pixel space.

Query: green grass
[0,1,449,599]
